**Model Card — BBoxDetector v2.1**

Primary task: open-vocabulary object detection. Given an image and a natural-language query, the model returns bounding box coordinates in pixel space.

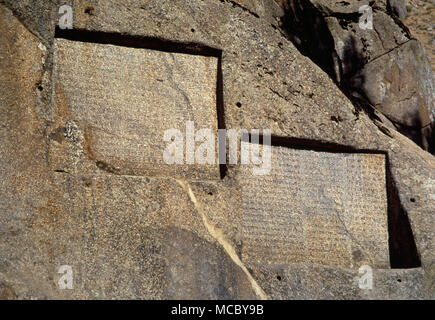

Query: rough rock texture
[355,40,434,139]
[240,148,390,269]
[403,0,435,71]
[50,38,220,179]
[0,0,434,299]
[280,0,435,152]
[306,0,372,14]
[388,0,408,18]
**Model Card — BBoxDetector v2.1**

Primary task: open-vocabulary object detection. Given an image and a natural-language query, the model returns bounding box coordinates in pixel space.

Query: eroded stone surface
[1,0,434,300]
[280,0,434,151]
[309,0,371,14]
[240,146,389,268]
[251,263,429,299]
[357,39,434,128]
[50,38,219,179]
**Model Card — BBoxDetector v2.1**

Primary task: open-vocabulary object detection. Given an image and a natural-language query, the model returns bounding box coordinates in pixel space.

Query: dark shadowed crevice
[427,123,435,154]
[385,156,421,268]
[279,0,367,87]
[221,0,260,18]
[55,28,222,57]
[216,55,228,179]
[393,118,423,149]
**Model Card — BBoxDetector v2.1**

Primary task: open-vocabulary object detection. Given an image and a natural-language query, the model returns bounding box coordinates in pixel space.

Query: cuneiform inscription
[50,38,219,179]
[240,146,390,268]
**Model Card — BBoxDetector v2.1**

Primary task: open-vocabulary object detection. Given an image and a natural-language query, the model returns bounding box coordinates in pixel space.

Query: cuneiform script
[51,38,219,179]
[240,146,390,268]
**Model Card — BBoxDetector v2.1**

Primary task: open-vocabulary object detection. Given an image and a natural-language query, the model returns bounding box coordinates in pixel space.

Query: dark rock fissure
[248,133,385,154]
[221,0,260,19]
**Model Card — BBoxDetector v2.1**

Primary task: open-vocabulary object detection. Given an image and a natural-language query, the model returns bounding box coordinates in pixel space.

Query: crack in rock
[175,179,268,300]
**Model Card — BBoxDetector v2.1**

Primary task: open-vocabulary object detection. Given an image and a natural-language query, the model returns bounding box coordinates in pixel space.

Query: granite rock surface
[0,0,434,299]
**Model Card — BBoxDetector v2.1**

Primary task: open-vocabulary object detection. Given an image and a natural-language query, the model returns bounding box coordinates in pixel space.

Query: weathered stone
[353,39,435,149]
[43,174,257,299]
[0,4,56,299]
[251,263,430,299]
[403,0,435,72]
[0,0,434,300]
[239,146,389,269]
[324,9,411,83]
[325,10,410,69]
[1,0,59,45]
[280,0,434,151]
[388,0,407,18]
[50,38,220,179]
[223,0,284,25]
[355,39,434,127]
[309,0,371,15]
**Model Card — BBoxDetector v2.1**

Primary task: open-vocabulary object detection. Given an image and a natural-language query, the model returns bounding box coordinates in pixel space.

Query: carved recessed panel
[240,146,390,269]
[50,38,219,179]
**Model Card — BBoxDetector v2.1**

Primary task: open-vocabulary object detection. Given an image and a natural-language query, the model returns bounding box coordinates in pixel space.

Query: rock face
[355,39,434,147]
[50,38,220,179]
[240,148,390,269]
[280,0,434,152]
[388,0,408,18]
[403,0,435,72]
[0,0,434,299]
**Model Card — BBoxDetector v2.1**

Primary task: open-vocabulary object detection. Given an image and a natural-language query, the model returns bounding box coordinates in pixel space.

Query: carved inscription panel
[240,146,390,268]
[50,38,219,179]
